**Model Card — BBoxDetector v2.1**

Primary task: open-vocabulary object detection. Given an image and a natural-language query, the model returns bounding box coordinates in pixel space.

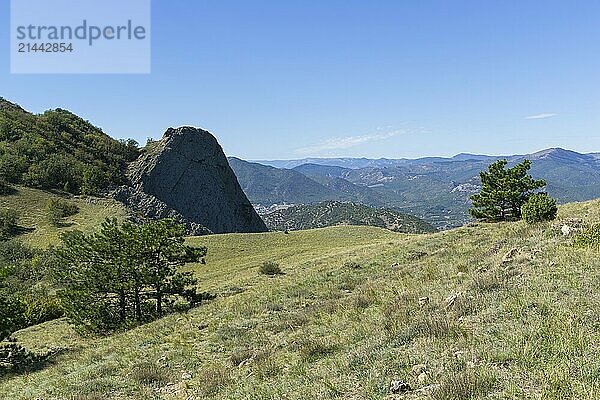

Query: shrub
[0,296,27,341]
[45,198,79,226]
[130,362,171,386]
[0,209,18,239]
[431,367,496,400]
[573,224,600,250]
[0,340,49,375]
[0,179,15,196]
[343,261,361,269]
[259,261,282,276]
[24,295,63,326]
[521,193,558,223]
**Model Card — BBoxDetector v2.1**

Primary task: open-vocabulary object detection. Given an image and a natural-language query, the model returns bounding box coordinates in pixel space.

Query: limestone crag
[109,186,211,236]
[126,127,267,234]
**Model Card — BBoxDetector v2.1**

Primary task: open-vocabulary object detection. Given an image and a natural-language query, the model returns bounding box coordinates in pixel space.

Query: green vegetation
[0,199,598,398]
[0,340,52,375]
[342,260,361,269]
[263,201,436,233]
[0,187,126,341]
[470,159,547,221]
[0,179,14,195]
[573,223,600,250]
[54,219,208,332]
[522,192,558,224]
[0,296,26,341]
[259,261,282,276]
[0,98,139,195]
[0,238,61,339]
[0,208,18,240]
[0,186,128,248]
[45,198,80,227]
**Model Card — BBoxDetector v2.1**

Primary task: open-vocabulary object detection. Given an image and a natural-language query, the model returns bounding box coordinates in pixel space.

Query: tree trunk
[156,287,162,315]
[119,289,126,322]
[134,286,141,321]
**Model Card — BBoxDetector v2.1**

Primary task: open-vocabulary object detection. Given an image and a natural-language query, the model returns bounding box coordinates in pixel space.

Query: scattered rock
[445,293,458,307]
[561,225,575,236]
[181,371,192,380]
[502,248,518,263]
[418,297,430,306]
[156,356,168,366]
[416,384,441,394]
[389,380,411,394]
[197,323,209,331]
[391,262,400,268]
[483,240,507,257]
[453,349,466,358]
[457,272,466,278]
[552,218,584,236]
[407,251,428,261]
[156,381,187,398]
[411,364,427,374]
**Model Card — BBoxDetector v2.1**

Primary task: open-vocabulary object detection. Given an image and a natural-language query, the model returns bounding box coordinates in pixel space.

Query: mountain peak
[528,148,593,163]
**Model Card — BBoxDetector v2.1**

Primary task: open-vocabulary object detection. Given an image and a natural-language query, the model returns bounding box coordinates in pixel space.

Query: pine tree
[54,219,207,332]
[469,159,546,222]
[136,220,206,316]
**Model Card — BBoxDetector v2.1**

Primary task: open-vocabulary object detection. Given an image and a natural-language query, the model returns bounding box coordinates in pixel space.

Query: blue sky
[1,0,600,159]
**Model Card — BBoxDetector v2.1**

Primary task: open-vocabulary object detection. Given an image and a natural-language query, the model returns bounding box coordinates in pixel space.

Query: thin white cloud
[524,113,557,120]
[295,129,406,155]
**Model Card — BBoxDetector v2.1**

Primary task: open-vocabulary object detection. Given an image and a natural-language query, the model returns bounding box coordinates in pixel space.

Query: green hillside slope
[2,201,600,399]
[0,98,139,195]
[263,201,436,234]
[0,186,127,248]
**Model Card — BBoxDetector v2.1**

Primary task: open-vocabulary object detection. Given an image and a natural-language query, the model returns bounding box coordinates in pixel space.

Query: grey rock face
[127,127,267,234]
[109,186,211,236]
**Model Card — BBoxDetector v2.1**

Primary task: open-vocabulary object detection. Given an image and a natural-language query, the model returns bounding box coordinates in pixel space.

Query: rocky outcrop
[125,127,267,234]
[109,186,211,236]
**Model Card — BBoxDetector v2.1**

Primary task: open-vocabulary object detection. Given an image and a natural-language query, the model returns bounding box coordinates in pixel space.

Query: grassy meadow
[0,186,127,248]
[1,192,599,399]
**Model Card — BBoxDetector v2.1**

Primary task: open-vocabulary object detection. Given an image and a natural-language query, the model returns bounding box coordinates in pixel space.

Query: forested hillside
[0,99,139,195]
[262,201,435,234]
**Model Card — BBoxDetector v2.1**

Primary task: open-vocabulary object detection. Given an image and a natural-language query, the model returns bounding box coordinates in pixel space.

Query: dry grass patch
[130,362,171,386]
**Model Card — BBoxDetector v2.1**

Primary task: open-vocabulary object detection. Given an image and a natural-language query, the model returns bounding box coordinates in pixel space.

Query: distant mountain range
[256,148,600,169]
[231,148,600,229]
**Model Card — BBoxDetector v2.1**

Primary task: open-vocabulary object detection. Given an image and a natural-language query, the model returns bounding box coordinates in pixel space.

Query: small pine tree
[469,159,546,222]
[521,193,558,223]
[54,219,207,332]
